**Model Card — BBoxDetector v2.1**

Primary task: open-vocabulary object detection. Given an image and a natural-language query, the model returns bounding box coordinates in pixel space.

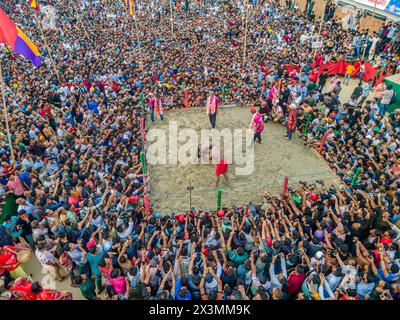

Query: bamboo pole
[36,10,60,81]
[313,0,327,59]
[69,0,91,40]
[242,0,249,65]
[0,61,15,164]
[361,33,369,61]
[169,0,174,38]
[133,7,144,71]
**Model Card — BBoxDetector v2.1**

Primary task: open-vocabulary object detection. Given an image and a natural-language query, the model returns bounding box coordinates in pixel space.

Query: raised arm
[226,227,235,251]
[335,252,345,268]
[250,251,256,275]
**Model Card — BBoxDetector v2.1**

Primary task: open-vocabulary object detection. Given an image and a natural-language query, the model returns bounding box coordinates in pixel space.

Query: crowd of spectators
[0,0,399,300]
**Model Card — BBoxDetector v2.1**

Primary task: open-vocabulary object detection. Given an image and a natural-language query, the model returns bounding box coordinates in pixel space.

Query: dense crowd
[0,0,399,300]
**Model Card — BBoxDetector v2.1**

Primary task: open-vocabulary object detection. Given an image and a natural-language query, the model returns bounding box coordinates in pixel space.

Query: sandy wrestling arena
[146,106,341,214]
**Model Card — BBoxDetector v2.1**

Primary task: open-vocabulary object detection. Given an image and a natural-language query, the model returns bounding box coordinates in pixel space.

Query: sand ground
[147,76,360,213]
[23,76,360,298]
[147,107,341,213]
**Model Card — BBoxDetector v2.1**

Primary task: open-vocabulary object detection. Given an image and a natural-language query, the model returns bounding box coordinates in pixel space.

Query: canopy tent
[384,73,400,113]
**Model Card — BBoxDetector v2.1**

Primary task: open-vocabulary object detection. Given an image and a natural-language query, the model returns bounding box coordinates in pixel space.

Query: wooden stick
[0,60,15,165]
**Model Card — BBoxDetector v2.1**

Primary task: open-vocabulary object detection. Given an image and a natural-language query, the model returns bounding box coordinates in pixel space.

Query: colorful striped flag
[0,7,41,67]
[126,0,134,16]
[29,0,39,10]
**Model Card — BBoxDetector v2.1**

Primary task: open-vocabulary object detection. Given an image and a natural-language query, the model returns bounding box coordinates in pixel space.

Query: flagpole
[35,10,60,81]
[0,60,15,165]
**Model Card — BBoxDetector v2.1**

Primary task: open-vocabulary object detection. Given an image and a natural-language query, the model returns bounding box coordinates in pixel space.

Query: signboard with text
[352,0,400,16]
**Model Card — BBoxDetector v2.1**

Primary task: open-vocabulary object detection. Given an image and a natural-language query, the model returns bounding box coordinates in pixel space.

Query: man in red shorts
[215,151,229,187]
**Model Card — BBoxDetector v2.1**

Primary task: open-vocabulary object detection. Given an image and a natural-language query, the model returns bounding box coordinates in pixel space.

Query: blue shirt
[378,266,400,282]
[3,216,22,238]
[88,100,99,114]
[175,278,192,300]
[356,281,375,299]
[296,85,308,98]
[19,171,31,185]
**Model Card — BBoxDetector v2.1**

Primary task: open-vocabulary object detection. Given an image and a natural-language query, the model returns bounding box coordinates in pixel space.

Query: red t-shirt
[309,70,319,83]
[380,236,393,244]
[0,246,20,275]
[68,196,81,207]
[10,278,36,300]
[285,272,306,295]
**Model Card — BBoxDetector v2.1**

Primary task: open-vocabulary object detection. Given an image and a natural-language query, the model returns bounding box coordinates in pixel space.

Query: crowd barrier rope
[149,170,339,197]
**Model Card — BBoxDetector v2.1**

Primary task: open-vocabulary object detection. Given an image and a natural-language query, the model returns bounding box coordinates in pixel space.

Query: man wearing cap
[205,90,220,129]
[286,103,298,140]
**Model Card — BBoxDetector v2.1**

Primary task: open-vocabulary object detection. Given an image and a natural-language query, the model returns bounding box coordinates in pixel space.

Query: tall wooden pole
[362,33,369,61]
[133,6,144,70]
[242,0,249,65]
[36,10,60,81]
[169,0,174,38]
[70,0,91,40]
[0,61,15,164]
[313,0,327,59]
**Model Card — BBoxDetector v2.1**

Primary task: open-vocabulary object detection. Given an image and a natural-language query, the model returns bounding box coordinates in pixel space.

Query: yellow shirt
[346,65,355,75]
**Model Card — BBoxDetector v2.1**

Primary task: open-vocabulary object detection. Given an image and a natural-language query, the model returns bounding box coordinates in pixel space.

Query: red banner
[284,60,386,86]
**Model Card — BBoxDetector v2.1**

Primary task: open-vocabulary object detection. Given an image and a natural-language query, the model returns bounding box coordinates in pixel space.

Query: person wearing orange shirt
[344,64,355,85]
